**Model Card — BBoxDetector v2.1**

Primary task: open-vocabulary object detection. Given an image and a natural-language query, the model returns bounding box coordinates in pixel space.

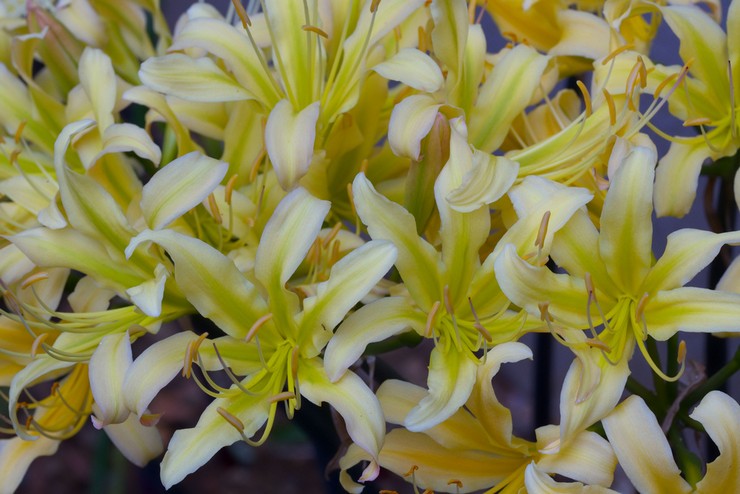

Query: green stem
[646,338,667,413]
[625,376,661,411]
[666,335,680,402]
[668,428,703,488]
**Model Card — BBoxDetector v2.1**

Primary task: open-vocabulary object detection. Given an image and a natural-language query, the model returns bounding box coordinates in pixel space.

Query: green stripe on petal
[645,287,740,340]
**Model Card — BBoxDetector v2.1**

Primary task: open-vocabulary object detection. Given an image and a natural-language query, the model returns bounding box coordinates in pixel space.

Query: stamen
[602,89,617,126]
[268,391,295,403]
[225,174,239,205]
[322,222,343,248]
[534,210,551,257]
[245,313,273,342]
[207,193,222,224]
[653,73,678,100]
[370,0,381,13]
[424,301,441,337]
[249,147,266,183]
[634,292,649,324]
[448,479,463,493]
[637,56,648,88]
[360,158,369,174]
[21,272,49,290]
[576,80,592,117]
[217,406,246,432]
[682,117,712,127]
[139,413,161,427]
[302,25,328,38]
[633,322,685,382]
[14,121,27,144]
[30,333,50,357]
[625,60,642,112]
[677,340,687,364]
[538,302,552,323]
[468,0,477,23]
[183,332,209,379]
[468,297,492,342]
[601,43,635,65]
[211,342,259,396]
[417,26,427,52]
[231,0,252,28]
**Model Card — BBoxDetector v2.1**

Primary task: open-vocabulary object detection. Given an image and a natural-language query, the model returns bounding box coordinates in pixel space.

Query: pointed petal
[161,391,270,489]
[524,462,618,494]
[645,230,740,292]
[254,188,330,335]
[125,264,168,317]
[445,152,519,213]
[140,54,253,102]
[645,287,740,340]
[0,436,59,494]
[89,331,132,427]
[95,123,161,168]
[549,10,610,59]
[126,229,268,339]
[654,139,711,218]
[718,255,740,293]
[78,48,115,131]
[536,426,616,487]
[353,173,443,309]
[140,151,228,230]
[599,146,656,294]
[404,344,478,431]
[372,48,444,92]
[299,359,384,481]
[692,391,740,493]
[325,297,426,382]
[103,412,163,467]
[387,94,441,160]
[68,276,116,312]
[264,100,320,190]
[602,395,692,494]
[300,240,397,354]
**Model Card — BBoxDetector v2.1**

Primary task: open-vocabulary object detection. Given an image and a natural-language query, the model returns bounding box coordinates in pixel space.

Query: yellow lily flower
[339,343,617,493]
[122,187,397,488]
[494,145,740,442]
[602,391,740,493]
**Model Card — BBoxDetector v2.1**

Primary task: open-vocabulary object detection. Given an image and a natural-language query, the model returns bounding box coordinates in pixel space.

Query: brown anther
[139,413,162,427]
[217,406,245,431]
[31,333,49,358]
[585,272,595,297]
[538,302,552,322]
[183,332,209,378]
[231,0,251,28]
[14,121,27,144]
[448,480,463,488]
[653,72,679,100]
[268,391,295,404]
[425,301,441,337]
[370,0,381,13]
[360,158,369,174]
[9,148,21,165]
[302,25,328,38]
[323,222,343,248]
[225,174,239,205]
[635,292,650,321]
[417,26,427,52]
[637,56,647,88]
[677,340,687,364]
[50,382,60,396]
[576,80,592,117]
[468,297,493,342]
[245,313,273,342]
[249,148,266,183]
[534,211,551,249]
[207,193,222,224]
[21,272,49,289]
[585,337,611,351]
[601,43,635,65]
[501,31,518,43]
[683,117,712,127]
[25,416,33,429]
[403,465,419,477]
[602,89,617,126]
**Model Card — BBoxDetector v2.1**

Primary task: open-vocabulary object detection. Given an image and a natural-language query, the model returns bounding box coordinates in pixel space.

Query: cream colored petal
[140,54,253,102]
[536,426,616,487]
[264,100,320,190]
[94,123,161,169]
[445,152,519,213]
[387,94,442,160]
[299,359,384,481]
[125,264,168,318]
[140,151,228,230]
[717,255,740,293]
[324,297,426,382]
[89,331,132,427]
[78,48,116,131]
[599,146,656,295]
[372,48,444,92]
[126,229,268,339]
[549,10,610,59]
[524,462,618,494]
[602,395,692,494]
[161,390,270,489]
[404,343,478,431]
[68,276,116,312]
[645,287,740,340]
[644,229,740,292]
[654,139,711,218]
[692,391,740,493]
[0,436,59,494]
[353,173,443,310]
[103,412,163,467]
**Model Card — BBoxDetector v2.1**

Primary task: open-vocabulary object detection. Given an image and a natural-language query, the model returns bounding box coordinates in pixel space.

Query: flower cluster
[0,0,738,493]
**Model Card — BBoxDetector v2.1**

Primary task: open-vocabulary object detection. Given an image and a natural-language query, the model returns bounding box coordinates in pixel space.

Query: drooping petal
[140,151,228,230]
[372,48,444,93]
[644,229,740,292]
[126,229,268,339]
[387,94,442,160]
[324,297,426,382]
[160,390,270,489]
[654,139,712,218]
[300,240,397,355]
[353,173,443,310]
[125,263,168,318]
[524,462,618,494]
[692,391,740,493]
[404,343,477,431]
[103,412,163,467]
[602,395,693,494]
[645,287,740,340]
[78,48,116,131]
[445,152,519,213]
[0,436,59,494]
[298,358,384,481]
[254,187,330,336]
[599,146,656,295]
[264,99,320,190]
[536,425,616,487]
[89,331,132,428]
[93,123,162,169]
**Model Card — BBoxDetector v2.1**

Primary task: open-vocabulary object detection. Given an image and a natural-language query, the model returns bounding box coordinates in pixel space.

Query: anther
[576,80,592,117]
[403,465,419,477]
[360,158,369,174]
[139,413,162,427]
[217,406,246,431]
[682,117,712,127]
[249,147,266,183]
[370,0,381,13]
[417,26,427,52]
[653,73,678,100]
[468,297,492,342]
[245,313,273,342]
[425,301,441,337]
[601,43,635,65]
[602,89,617,126]
[207,193,222,224]
[302,25,328,38]
[30,333,49,358]
[268,391,295,403]
[14,121,27,144]
[634,292,649,321]
[677,340,687,364]
[322,222,343,248]
[225,174,239,205]
[534,211,551,250]
[637,56,647,88]
[230,0,251,28]
[183,332,209,378]
[448,479,463,490]
[538,302,552,323]
[21,272,49,290]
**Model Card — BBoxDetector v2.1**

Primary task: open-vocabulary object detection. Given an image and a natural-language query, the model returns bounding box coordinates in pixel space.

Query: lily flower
[122,186,397,488]
[494,144,740,442]
[339,343,617,493]
[602,391,740,493]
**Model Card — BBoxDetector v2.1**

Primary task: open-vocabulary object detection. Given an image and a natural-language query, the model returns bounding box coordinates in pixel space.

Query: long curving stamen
[576,80,592,117]
[245,313,273,342]
[468,297,492,342]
